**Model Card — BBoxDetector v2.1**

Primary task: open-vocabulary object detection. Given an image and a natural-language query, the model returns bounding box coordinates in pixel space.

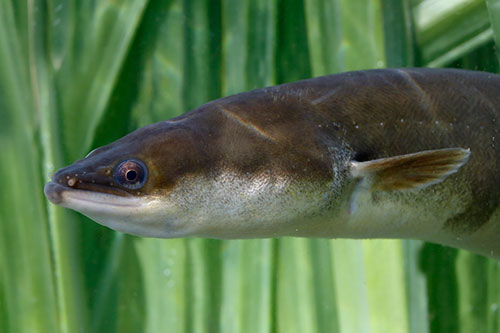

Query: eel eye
[114,159,147,190]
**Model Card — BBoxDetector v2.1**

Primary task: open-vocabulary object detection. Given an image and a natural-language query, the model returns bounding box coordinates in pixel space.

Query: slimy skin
[45,68,500,259]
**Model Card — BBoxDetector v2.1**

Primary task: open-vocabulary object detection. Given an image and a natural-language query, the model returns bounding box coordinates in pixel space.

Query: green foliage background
[2,0,500,332]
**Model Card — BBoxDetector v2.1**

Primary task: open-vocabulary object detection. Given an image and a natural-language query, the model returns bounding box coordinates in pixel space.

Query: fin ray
[350,148,470,191]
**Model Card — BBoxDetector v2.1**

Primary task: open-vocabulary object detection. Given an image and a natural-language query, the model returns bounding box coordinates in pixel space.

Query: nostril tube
[67,177,77,187]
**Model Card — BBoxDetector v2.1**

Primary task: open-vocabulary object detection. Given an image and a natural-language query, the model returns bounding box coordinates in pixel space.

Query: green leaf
[415,0,492,65]
[487,0,500,64]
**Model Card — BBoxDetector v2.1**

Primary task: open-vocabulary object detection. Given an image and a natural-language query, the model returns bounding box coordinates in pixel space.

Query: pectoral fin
[347,148,470,214]
[350,148,470,191]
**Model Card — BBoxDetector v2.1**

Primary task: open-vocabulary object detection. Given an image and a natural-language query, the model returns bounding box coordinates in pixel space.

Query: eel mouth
[44,181,139,208]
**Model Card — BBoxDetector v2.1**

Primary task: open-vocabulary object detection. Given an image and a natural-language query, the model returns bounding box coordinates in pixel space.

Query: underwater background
[1,0,500,332]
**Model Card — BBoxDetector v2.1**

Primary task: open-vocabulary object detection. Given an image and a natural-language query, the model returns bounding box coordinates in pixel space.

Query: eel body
[44,68,500,259]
